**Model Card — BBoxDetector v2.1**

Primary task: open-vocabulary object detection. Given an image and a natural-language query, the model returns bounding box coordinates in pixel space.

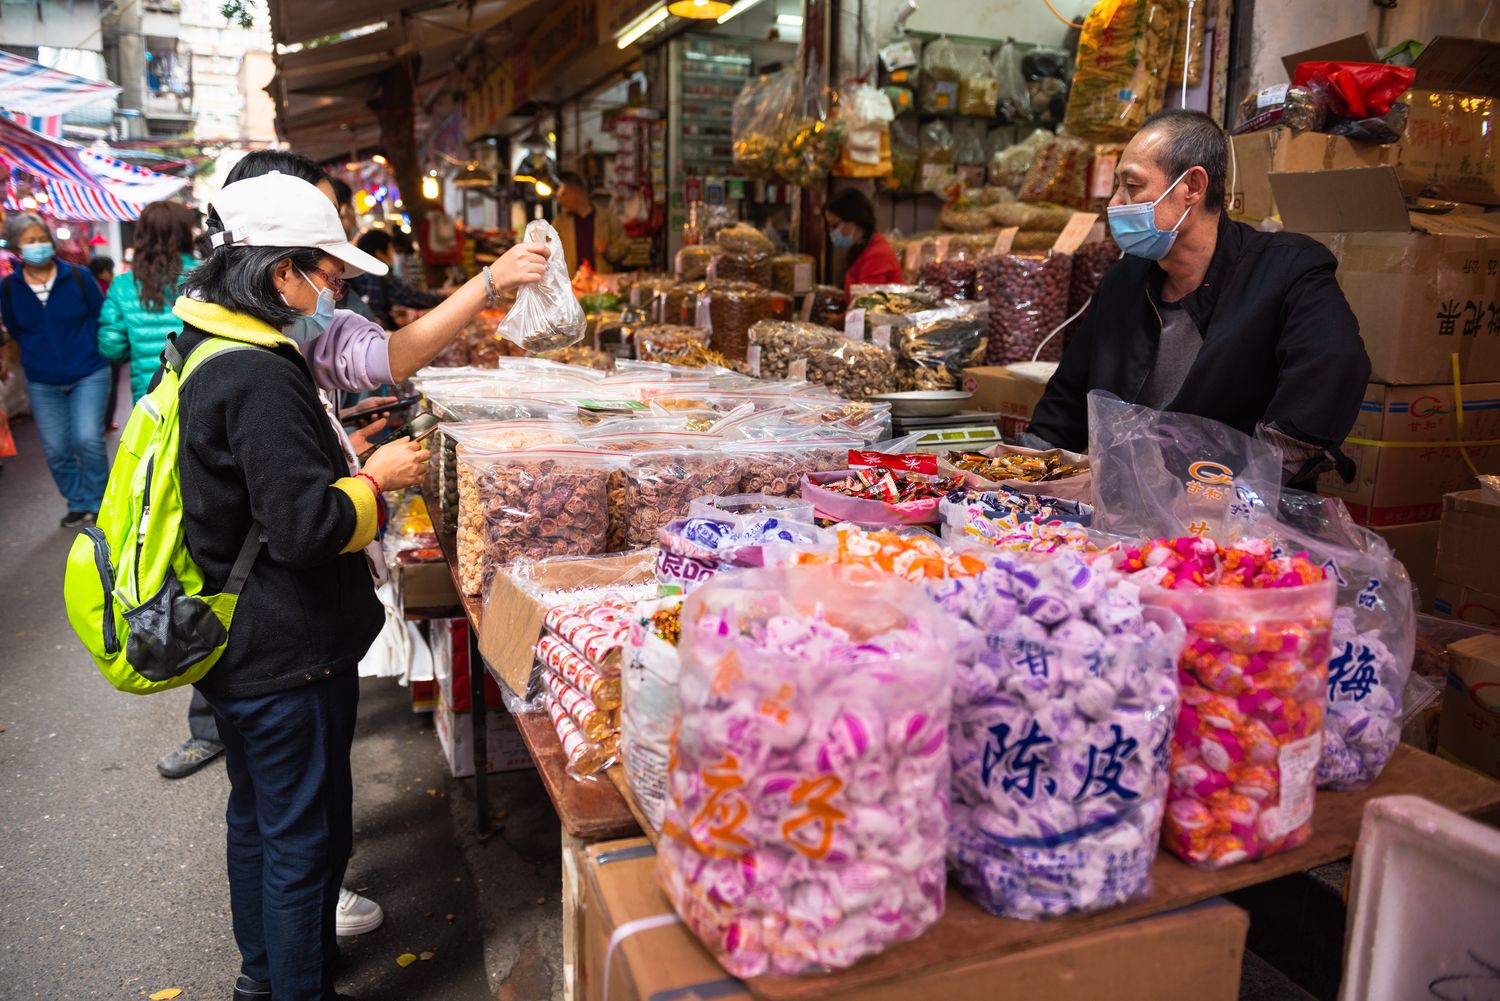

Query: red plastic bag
[0,411,15,459]
[1292,61,1415,119]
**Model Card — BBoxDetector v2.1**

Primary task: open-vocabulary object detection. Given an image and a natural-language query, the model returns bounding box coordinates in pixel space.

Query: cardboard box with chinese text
[1398,37,1500,207]
[1436,633,1500,780]
[1228,128,1401,223]
[1271,165,1500,385]
[1317,381,1500,527]
[580,837,1249,1001]
[1436,488,1500,596]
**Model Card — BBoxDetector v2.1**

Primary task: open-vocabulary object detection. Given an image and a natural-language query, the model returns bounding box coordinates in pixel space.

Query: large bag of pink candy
[933,551,1185,918]
[1115,538,1336,869]
[658,564,953,977]
[1249,490,1416,791]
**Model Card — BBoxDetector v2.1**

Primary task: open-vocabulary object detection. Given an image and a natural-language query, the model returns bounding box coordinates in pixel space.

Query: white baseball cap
[207,170,388,277]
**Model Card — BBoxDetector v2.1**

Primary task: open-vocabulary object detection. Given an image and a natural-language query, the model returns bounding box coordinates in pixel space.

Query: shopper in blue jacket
[0,213,109,527]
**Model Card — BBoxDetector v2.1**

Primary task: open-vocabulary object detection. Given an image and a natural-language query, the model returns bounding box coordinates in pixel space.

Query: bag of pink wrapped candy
[933,551,1185,919]
[659,564,953,977]
[1117,538,1336,870]
[1250,491,1416,791]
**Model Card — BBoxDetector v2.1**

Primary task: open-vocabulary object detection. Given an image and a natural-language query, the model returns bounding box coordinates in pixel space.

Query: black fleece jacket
[160,306,382,699]
[1029,213,1371,463]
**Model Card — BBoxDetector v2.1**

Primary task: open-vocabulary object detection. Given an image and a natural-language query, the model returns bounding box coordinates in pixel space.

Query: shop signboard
[466,55,528,139]
[529,0,597,87]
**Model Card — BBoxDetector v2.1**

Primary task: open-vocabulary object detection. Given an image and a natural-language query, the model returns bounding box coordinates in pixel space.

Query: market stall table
[426,483,641,842]
[742,745,1500,1000]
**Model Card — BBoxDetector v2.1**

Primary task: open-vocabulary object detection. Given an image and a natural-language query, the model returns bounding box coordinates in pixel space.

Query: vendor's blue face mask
[829,225,856,249]
[1107,169,1192,261]
[280,268,336,345]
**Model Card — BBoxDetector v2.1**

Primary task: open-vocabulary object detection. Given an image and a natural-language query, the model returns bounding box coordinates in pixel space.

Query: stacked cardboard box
[430,618,531,778]
[1252,42,1500,528]
[1436,633,1500,779]
[1433,489,1500,626]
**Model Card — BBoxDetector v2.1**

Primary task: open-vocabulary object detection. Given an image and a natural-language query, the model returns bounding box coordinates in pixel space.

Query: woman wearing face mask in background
[824,188,903,305]
[0,213,109,527]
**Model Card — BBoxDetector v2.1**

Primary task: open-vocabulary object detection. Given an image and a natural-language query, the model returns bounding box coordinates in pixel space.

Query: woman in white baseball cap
[163,169,435,1001]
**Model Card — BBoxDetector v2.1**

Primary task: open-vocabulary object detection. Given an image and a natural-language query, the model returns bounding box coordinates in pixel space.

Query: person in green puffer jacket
[98,200,198,402]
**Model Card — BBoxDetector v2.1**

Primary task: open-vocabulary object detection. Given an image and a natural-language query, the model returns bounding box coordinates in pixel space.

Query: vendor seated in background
[1026,109,1370,490]
[556,171,628,275]
[825,188,903,303]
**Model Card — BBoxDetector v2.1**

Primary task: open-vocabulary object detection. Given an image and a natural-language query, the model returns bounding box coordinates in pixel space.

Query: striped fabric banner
[4,177,148,222]
[0,52,120,117]
[0,116,185,219]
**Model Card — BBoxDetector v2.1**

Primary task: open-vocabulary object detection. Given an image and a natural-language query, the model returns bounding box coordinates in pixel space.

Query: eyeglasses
[307,265,348,301]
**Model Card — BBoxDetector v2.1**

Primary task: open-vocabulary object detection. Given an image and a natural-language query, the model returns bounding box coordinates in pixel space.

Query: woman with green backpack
[97,199,200,403]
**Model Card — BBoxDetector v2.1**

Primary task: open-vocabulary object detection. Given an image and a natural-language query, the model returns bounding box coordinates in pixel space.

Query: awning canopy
[0,116,186,220]
[267,0,553,161]
[0,51,121,117]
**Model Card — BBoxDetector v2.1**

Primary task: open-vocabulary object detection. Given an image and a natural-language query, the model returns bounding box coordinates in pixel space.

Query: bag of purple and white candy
[655,497,820,593]
[658,564,953,977]
[932,551,1185,919]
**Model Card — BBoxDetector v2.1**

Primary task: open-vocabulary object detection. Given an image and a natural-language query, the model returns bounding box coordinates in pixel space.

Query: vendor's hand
[363,435,429,492]
[346,416,387,455]
[490,241,549,290]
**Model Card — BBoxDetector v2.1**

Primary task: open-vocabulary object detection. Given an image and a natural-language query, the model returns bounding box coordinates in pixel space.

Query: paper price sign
[1053,212,1101,256]
[992,227,1019,256]
[844,308,866,340]
[695,297,712,329]
[747,344,762,378]
[872,325,892,349]
[934,235,953,262]
[788,358,808,380]
[800,293,815,322]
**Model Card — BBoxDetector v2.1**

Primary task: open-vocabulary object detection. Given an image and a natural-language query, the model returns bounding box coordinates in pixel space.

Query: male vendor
[1026,109,1370,488]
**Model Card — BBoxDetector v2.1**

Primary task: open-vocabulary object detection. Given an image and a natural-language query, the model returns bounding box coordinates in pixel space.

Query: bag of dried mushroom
[454,440,626,597]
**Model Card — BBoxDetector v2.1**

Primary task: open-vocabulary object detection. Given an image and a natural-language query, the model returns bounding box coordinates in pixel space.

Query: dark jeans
[199,674,359,1001]
[187,689,220,743]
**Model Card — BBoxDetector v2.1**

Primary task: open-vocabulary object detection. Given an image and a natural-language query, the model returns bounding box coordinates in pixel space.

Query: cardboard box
[1375,520,1441,613]
[1317,381,1500,526]
[431,618,503,713]
[1280,34,1379,79]
[478,551,657,697]
[1399,37,1500,207]
[433,681,533,779]
[1436,632,1500,779]
[961,365,1050,438]
[1436,489,1500,595]
[581,838,1248,1001]
[400,559,461,611]
[1271,165,1500,385]
[1432,579,1500,628]
[1228,128,1401,222]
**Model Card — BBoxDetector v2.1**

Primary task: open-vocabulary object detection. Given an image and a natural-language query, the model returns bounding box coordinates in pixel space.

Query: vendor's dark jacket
[1029,213,1370,462]
[156,296,383,699]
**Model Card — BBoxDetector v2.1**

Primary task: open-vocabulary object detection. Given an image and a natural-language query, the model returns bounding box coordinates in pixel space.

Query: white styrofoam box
[1340,794,1500,1001]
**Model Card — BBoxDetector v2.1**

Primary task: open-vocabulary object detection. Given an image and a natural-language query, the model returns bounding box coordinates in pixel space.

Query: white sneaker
[336,888,384,936]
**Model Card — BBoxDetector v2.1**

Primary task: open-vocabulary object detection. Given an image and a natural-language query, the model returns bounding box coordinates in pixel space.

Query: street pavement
[0,403,564,1001]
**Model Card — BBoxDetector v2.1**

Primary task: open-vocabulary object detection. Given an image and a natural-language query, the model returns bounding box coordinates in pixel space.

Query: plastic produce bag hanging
[497,219,588,352]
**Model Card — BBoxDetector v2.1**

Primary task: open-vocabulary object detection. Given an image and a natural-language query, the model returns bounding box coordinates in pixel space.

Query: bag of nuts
[455,445,625,596]
[747,320,843,379]
[729,437,863,496]
[806,339,900,400]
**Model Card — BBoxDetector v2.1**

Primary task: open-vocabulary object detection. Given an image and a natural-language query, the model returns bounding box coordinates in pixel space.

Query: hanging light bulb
[534,180,554,197]
[421,175,441,200]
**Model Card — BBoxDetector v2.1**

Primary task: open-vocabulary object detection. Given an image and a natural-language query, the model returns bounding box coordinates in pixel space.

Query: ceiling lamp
[453,161,495,189]
[669,0,732,19]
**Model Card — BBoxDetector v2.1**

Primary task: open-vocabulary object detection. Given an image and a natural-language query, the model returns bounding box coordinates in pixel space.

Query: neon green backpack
[64,337,263,694]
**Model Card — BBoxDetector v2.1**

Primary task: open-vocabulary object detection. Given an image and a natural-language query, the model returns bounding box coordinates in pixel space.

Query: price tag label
[793,262,813,294]
[747,344,762,378]
[788,358,808,380]
[844,307,866,340]
[800,293,815,322]
[705,257,719,282]
[992,227,1019,256]
[905,240,924,273]
[1090,150,1119,200]
[695,296,712,330]
[934,235,953,262]
[1053,212,1101,255]
[872,324,892,349]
